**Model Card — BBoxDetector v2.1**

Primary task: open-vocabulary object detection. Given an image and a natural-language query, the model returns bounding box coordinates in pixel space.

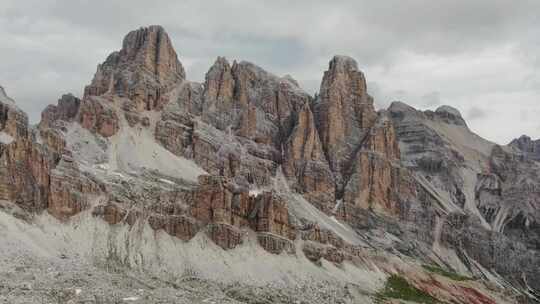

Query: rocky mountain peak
[388,101,418,116]
[512,134,533,145]
[509,134,540,161]
[207,56,231,75]
[84,25,184,112]
[435,105,462,117]
[40,93,81,128]
[121,25,185,81]
[328,55,360,74]
[314,55,377,185]
[434,105,467,126]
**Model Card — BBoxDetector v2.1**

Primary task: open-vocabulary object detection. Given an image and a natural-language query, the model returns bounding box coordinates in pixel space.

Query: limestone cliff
[0,26,538,304]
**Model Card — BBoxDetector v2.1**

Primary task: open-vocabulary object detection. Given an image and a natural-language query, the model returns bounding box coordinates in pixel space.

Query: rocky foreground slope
[1,25,539,303]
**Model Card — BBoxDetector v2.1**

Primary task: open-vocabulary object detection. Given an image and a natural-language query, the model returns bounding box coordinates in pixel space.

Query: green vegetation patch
[375,275,438,304]
[422,264,473,281]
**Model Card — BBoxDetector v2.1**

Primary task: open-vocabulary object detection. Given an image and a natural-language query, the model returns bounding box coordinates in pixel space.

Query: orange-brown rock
[92,203,126,225]
[343,153,399,214]
[155,111,194,158]
[341,112,408,215]
[257,233,295,254]
[249,192,296,240]
[0,90,56,212]
[1,88,100,220]
[361,111,400,160]
[283,103,335,213]
[47,154,102,219]
[300,224,345,249]
[201,57,235,130]
[79,98,119,137]
[206,223,243,249]
[150,215,201,241]
[313,55,377,187]
[188,175,296,252]
[38,128,66,155]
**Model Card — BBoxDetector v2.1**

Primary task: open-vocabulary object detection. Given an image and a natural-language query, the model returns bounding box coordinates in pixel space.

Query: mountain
[0,25,538,304]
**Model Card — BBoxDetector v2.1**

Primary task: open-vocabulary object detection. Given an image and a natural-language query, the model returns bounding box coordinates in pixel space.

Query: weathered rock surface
[313,55,377,187]
[1,25,538,304]
[84,25,185,112]
[389,100,540,297]
[0,89,53,211]
[202,58,308,149]
[510,135,540,161]
[78,96,119,137]
[39,94,81,129]
[0,87,99,219]
[282,102,335,213]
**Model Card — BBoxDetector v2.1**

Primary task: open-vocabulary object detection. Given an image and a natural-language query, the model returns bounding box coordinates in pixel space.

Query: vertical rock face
[484,145,540,249]
[201,57,236,129]
[389,100,540,294]
[84,25,185,111]
[308,56,407,218]
[202,58,308,148]
[341,111,411,217]
[156,57,324,192]
[283,103,335,213]
[40,94,81,128]
[2,26,540,302]
[509,135,540,161]
[313,55,377,187]
[0,87,58,212]
[47,154,102,219]
[1,86,103,219]
[78,97,119,138]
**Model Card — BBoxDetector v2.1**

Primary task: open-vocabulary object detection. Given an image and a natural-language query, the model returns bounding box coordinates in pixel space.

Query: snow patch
[0,132,14,144]
[122,296,140,301]
[159,178,176,185]
[249,189,263,198]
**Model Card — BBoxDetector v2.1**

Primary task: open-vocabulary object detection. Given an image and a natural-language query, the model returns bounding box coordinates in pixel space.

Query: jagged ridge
[0,25,539,303]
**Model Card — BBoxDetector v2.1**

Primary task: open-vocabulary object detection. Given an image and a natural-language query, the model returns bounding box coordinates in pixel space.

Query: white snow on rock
[248,189,263,198]
[0,132,14,145]
[122,296,140,301]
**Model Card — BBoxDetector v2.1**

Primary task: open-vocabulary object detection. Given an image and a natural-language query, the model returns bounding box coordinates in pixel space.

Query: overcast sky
[1,0,539,144]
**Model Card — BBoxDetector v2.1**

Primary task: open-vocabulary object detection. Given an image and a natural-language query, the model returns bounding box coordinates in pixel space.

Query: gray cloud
[421,92,441,108]
[1,0,540,144]
[467,106,488,120]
